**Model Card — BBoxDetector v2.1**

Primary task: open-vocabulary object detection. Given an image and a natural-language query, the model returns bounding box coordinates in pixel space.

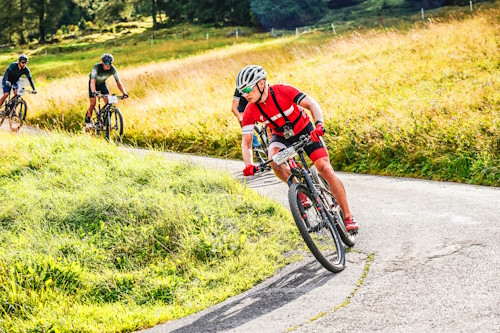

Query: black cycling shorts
[88,81,110,98]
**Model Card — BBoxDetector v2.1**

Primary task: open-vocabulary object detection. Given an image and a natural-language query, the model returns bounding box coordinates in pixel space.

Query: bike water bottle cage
[255,87,303,137]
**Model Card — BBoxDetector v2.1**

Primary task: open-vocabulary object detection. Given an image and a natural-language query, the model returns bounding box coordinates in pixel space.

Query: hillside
[11,3,497,186]
[0,132,299,332]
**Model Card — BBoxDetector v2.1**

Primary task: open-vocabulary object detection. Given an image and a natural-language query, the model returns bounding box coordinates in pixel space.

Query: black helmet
[101,53,114,64]
[19,54,29,62]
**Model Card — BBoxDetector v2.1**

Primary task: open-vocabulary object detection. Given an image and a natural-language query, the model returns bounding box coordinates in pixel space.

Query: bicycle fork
[288,168,331,232]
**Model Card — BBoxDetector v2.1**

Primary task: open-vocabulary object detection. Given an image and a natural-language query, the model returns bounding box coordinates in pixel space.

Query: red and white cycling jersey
[241,84,310,137]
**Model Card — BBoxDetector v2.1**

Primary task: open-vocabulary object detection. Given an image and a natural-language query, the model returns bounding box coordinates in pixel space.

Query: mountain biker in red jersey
[237,65,358,232]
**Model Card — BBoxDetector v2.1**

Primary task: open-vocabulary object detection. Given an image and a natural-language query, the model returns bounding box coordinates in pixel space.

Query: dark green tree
[156,0,186,25]
[0,0,19,44]
[27,0,67,43]
[94,0,135,24]
[250,0,326,29]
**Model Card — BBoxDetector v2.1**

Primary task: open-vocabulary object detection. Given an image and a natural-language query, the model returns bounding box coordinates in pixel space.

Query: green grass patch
[0,132,299,332]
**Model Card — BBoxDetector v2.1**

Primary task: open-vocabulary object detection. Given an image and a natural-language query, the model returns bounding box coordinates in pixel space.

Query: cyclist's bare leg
[269,146,292,182]
[313,157,351,218]
[0,92,8,108]
[87,97,96,118]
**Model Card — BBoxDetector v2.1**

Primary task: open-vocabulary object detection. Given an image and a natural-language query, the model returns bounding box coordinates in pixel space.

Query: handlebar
[93,92,126,99]
[254,134,314,174]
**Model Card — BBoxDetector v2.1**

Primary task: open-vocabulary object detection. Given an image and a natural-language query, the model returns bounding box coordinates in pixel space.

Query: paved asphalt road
[132,150,500,333]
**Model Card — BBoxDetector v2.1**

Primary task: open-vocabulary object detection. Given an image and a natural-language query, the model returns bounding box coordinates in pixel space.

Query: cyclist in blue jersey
[85,53,128,130]
[1,54,37,112]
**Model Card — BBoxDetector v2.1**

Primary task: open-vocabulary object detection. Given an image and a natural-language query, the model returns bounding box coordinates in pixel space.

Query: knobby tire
[9,99,27,132]
[288,183,345,273]
[105,107,123,143]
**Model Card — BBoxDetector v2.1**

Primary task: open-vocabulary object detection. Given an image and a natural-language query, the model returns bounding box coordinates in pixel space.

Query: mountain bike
[0,87,35,131]
[253,123,270,164]
[88,92,124,142]
[256,135,356,273]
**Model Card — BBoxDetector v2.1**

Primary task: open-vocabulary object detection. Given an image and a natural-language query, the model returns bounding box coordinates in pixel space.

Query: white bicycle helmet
[236,65,267,93]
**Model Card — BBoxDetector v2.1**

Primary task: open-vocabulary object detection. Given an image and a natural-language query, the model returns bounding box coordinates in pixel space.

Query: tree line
[0,0,333,45]
[0,0,472,45]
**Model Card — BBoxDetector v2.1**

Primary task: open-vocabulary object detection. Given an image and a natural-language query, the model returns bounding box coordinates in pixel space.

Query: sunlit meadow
[24,8,499,185]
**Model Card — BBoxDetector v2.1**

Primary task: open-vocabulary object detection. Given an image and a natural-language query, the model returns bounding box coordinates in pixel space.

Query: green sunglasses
[241,85,254,94]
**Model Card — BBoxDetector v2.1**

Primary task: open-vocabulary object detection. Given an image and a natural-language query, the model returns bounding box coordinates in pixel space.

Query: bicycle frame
[93,94,114,130]
[258,136,341,229]
[4,91,20,112]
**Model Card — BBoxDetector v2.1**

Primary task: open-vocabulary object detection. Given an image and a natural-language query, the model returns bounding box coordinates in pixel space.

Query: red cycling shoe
[344,216,359,233]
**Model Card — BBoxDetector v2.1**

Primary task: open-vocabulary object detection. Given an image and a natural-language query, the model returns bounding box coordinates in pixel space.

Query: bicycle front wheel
[9,100,27,132]
[288,183,345,273]
[106,107,123,143]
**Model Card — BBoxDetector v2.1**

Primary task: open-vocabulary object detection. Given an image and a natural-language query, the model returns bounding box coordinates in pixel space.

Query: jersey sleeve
[25,67,35,90]
[112,66,120,82]
[2,68,10,84]
[90,64,99,80]
[233,88,241,100]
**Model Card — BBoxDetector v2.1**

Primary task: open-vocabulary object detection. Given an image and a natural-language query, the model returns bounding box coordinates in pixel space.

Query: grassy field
[0,23,270,81]
[19,3,498,186]
[0,132,299,332]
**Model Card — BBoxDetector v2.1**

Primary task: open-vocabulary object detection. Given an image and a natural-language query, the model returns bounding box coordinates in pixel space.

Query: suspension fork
[287,150,330,223]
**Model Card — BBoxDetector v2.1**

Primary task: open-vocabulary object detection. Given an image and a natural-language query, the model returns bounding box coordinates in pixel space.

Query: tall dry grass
[25,9,499,185]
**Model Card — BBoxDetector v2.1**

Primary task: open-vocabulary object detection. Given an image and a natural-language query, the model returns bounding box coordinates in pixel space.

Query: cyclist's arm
[25,67,35,90]
[241,108,255,165]
[298,95,324,124]
[231,99,243,125]
[116,81,127,96]
[90,78,97,95]
[2,68,10,84]
[27,77,35,90]
[241,132,254,166]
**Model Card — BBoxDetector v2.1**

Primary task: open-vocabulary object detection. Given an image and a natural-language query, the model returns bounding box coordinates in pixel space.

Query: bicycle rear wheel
[9,100,27,132]
[253,125,269,164]
[106,107,123,143]
[288,183,345,273]
[310,166,355,247]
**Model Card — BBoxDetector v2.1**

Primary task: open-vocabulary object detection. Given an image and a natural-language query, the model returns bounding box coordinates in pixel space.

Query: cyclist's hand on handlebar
[91,91,98,97]
[123,93,129,99]
[310,122,325,142]
[32,90,37,94]
[5,81,11,87]
[243,164,258,176]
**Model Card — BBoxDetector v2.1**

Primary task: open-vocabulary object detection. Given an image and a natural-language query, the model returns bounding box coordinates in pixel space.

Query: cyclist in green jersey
[85,53,128,130]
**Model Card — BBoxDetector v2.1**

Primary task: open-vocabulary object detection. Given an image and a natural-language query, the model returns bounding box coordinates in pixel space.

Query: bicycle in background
[253,123,271,164]
[0,87,35,132]
[87,92,124,142]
